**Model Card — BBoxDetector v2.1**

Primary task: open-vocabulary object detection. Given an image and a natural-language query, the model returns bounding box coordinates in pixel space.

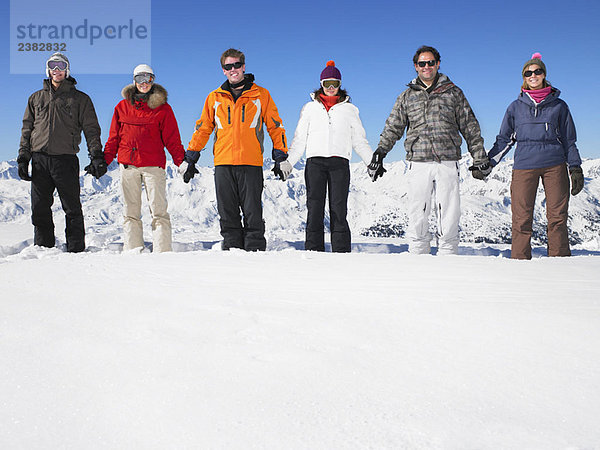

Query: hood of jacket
[407,73,454,94]
[121,83,168,109]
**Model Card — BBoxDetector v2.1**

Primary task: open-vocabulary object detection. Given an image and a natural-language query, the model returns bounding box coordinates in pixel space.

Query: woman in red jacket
[104,64,185,252]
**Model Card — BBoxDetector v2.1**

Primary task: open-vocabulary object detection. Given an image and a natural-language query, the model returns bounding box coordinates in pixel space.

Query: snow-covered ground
[1,159,600,448]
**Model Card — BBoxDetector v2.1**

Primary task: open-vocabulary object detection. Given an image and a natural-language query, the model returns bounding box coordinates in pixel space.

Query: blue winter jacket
[488,87,581,170]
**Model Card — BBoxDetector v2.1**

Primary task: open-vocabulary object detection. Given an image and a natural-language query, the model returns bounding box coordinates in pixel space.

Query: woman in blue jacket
[488,53,584,259]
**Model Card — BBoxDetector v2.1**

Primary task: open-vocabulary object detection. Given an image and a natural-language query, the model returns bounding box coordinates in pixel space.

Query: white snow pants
[120,165,172,253]
[407,160,460,255]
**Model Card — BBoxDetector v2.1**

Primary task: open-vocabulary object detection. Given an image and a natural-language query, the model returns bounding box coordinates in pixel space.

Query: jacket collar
[218,73,256,97]
[43,77,76,93]
[518,86,561,107]
[122,83,168,109]
[408,72,454,94]
[309,91,350,105]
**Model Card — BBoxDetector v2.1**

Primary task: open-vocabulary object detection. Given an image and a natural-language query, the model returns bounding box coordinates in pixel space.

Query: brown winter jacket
[19,77,102,161]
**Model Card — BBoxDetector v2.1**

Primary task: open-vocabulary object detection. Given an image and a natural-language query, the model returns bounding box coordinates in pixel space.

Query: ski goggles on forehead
[416,60,437,67]
[134,73,154,84]
[222,61,243,70]
[47,60,67,71]
[523,68,544,77]
[321,79,341,89]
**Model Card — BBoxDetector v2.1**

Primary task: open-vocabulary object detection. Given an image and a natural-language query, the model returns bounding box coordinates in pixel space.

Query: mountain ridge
[1,156,599,249]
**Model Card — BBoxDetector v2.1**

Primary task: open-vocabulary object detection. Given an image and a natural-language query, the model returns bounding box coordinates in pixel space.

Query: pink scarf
[523,86,551,104]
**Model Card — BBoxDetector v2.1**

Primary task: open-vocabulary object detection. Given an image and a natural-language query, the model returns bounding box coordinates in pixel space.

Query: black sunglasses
[524,68,544,77]
[417,60,437,67]
[222,61,243,70]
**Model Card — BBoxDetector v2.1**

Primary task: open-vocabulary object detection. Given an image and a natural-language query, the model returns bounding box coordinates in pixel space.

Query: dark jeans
[304,157,351,252]
[214,165,266,251]
[31,152,85,252]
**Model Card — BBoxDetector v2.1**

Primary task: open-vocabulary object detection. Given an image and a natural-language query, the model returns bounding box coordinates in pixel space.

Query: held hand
[182,164,199,183]
[85,156,108,179]
[274,160,293,181]
[367,148,387,182]
[279,160,292,181]
[569,166,584,196]
[180,150,200,183]
[178,161,199,183]
[468,162,492,180]
[367,165,386,182]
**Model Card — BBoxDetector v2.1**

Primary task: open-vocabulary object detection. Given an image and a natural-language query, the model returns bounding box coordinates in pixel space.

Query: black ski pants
[31,152,85,252]
[214,165,266,251]
[304,157,351,252]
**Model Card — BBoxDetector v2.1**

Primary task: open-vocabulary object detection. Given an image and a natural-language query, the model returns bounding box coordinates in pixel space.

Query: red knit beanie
[320,60,342,80]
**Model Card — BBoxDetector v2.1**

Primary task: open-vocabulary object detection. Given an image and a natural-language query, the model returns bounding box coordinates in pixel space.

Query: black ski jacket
[19,77,102,161]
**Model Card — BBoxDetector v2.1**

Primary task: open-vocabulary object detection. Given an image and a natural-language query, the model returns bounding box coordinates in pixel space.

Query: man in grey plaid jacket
[368,45,491,255]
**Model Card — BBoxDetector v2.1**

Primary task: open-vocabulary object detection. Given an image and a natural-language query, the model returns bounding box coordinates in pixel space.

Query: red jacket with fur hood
[104,84,185,168]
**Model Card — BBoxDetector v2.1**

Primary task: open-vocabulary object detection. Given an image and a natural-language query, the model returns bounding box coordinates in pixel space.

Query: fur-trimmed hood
[121,83,168,109]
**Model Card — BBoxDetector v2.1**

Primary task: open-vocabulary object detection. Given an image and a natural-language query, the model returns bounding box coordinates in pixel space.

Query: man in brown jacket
[18,53,104,252]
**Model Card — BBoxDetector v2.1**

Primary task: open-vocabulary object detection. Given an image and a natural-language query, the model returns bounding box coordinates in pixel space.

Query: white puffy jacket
[287,93,373,167]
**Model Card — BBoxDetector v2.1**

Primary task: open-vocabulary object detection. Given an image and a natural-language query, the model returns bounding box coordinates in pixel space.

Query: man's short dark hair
[220,48,245,67]
[413,46,441,64]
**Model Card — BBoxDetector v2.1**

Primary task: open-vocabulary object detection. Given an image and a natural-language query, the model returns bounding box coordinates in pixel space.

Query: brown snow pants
[510,163,570,260]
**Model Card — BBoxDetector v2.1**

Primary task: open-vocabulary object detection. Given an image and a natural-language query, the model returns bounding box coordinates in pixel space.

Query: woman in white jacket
[286,61,373,252]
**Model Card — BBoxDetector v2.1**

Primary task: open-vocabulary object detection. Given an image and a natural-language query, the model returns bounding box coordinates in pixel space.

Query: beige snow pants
[120,165,172,252]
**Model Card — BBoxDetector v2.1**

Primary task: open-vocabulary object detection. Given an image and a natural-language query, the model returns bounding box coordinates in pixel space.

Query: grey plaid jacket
[377,73,487,164]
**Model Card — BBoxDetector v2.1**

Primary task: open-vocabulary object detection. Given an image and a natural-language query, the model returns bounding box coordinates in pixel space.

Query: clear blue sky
[2,0,599,166]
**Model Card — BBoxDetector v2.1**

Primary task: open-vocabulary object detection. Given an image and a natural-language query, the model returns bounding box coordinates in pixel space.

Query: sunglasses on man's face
[321,79,341,89]
[524,68,544,77]
[222,61,243,71]
[416,60,437,68]
[48,61,67,71]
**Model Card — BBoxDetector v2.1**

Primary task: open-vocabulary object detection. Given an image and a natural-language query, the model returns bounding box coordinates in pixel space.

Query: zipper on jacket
[227,106,231,124]
[242,105,245,122]
[545,123,548,131]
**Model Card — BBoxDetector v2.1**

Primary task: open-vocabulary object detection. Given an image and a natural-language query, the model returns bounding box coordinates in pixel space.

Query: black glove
[85,155,108,179]
[367,148,387,182]
[179,150,200,183]
[569,166,584,196]
[469,162,492,180]
[17,155,32,181]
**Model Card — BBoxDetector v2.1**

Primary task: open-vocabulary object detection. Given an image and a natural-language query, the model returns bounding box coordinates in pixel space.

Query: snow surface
[1,158,600,449]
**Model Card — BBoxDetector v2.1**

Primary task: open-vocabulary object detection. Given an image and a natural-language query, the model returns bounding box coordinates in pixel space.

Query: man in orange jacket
[184,48,289,251]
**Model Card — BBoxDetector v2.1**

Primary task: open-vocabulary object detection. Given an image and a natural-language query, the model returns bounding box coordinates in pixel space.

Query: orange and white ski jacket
[188,78,288,166]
